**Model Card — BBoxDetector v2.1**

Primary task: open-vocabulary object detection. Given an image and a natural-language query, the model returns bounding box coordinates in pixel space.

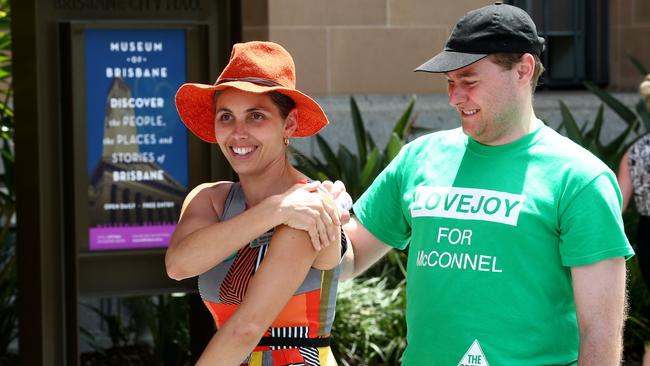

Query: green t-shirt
[353,124,634,366]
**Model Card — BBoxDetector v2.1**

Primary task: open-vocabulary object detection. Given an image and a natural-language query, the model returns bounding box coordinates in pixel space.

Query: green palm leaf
[392,95,416,138]
[584,81,638,125]
[360,147,380,188]
[628,54,649,75]
[559,101,584,145]
[350,97,367,165]
[315,134,340,176]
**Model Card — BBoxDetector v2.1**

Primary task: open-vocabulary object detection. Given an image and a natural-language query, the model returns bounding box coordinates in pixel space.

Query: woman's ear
[284,108,298,136]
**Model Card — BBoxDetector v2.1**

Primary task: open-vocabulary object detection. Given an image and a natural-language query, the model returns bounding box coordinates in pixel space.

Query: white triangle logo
[457,339,490,366]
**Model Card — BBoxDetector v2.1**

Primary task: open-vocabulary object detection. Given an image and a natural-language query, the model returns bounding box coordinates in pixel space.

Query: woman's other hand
[276,182,340,251]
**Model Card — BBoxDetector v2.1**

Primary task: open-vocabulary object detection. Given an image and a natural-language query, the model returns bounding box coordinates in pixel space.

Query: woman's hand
[276,182,340,250]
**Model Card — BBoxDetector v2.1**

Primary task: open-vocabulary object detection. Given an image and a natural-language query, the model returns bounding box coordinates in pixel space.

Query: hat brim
[414,51,488,73]
[175,81,329,143]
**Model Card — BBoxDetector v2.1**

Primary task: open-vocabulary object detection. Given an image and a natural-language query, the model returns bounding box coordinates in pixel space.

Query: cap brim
[175,81,329,143]
[414,51,488,73]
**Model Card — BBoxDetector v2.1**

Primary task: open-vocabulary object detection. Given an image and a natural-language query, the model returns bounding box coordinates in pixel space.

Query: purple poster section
[89,224,176,250]
[85,29,188,251]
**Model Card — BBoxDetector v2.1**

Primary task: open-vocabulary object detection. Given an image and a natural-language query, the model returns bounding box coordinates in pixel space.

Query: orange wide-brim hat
[175,41,329,143]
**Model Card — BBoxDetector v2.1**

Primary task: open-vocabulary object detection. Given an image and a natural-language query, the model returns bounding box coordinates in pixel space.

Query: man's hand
[321,180,351,224]
[277,182,340,250]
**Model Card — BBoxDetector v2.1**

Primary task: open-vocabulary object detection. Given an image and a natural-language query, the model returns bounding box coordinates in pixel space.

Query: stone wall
[242,0,491,95]
[242,0,650,94]
[610,0,650,90]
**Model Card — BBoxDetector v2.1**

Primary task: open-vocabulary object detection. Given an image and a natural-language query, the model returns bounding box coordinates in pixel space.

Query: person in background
[333,3,633,365]
[617,74,650,366]
[167,41,344,366]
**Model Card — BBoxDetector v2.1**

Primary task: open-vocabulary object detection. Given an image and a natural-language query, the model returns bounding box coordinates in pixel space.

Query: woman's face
[214,88,296,177]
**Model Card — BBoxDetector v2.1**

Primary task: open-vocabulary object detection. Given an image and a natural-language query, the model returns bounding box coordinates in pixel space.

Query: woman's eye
[218,113,233,122]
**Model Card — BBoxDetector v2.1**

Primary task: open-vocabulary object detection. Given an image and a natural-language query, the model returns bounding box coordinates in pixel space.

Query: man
[338,3,634,365]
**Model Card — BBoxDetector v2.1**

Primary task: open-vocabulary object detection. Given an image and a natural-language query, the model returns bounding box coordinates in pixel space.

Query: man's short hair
[489,53,545,93]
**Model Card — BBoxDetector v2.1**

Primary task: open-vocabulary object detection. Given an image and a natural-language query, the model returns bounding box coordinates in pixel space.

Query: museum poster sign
[85,29,188,251]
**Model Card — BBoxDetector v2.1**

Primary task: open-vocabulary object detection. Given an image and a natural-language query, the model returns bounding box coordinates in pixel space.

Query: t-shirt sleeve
[558,172,634,266]
[353,147,411,250]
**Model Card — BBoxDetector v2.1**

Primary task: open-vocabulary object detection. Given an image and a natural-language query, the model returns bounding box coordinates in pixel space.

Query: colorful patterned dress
[199,183,343,365]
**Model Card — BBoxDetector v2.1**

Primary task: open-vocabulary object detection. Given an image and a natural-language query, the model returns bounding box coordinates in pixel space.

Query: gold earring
[283,136,289,146]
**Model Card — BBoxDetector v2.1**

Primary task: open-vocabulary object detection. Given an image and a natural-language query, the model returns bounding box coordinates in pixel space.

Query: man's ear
[517,53,536,85]
[284,109,298,136]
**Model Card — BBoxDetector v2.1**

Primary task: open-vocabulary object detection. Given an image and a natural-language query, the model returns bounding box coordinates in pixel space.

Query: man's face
[445,57,522,145]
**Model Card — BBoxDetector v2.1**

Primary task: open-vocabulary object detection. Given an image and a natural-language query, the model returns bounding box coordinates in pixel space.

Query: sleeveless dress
[628,134,650,290]
[198,183,344,365]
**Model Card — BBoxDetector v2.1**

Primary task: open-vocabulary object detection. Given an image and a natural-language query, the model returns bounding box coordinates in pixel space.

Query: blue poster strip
[85,28,188,251]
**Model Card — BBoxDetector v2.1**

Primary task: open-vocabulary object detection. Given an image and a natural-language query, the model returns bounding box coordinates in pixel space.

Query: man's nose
[448,86,467,107]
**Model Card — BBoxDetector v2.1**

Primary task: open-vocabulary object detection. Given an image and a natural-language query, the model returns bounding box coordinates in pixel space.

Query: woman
[167,41,345,365]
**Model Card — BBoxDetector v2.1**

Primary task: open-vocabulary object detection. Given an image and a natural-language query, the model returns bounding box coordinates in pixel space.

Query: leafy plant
[331,277,406,366]
[291,95,417,200]
[79,299,153,366]
[0,0,16,359]
[83,302,140,350]
[128,294,191,366]
[629,53,649,76]
[291,96,419,283]
[0,231,15,355]
[556,82,648,170]
[80,294,191,366]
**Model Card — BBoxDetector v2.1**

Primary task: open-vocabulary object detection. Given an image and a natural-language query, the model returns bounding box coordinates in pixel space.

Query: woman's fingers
[307,223,321,251]
[316,214,330,248]
[279,183,345,249]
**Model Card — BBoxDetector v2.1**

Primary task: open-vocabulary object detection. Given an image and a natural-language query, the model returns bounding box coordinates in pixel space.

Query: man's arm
[321,180,396,280]
[571,257,627,365]
[340,217,392,280]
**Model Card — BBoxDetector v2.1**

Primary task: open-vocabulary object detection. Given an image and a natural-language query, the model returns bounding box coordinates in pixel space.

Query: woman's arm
[166,182,340,280]
[616,150,633,212]
[166,182,285,280]
[195,225,330,365]
[311,226,342,270]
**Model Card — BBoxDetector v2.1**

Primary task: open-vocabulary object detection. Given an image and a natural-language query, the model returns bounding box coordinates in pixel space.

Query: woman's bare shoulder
[182,181,235,220]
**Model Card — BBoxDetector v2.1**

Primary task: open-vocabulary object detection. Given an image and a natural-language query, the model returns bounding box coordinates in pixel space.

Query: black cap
[415,2,545,73]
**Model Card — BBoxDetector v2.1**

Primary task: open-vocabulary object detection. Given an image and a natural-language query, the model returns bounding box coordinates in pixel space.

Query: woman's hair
[213,90,296,119]
[267,91,296,119]
[640,74,650,109]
